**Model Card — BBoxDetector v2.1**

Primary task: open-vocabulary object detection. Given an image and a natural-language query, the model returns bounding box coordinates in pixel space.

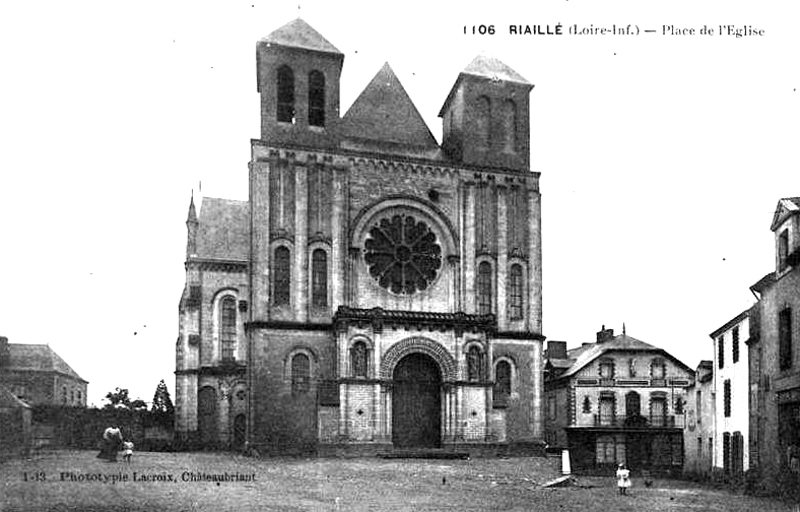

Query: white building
[710,309,750,476]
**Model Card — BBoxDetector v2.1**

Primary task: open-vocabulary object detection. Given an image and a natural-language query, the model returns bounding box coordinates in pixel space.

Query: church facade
[175,19,545,455]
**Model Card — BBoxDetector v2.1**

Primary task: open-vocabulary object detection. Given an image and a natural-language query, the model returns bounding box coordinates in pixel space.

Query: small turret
[186,194,198,259]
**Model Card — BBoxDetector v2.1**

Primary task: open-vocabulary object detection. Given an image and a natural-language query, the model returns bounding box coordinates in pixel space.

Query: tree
[150,380,174,414]
[104,387,131,409]
[103,387,147,411]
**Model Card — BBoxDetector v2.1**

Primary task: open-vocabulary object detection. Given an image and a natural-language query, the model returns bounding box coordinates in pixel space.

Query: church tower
[256,18,343,148]
[439,55,533,172]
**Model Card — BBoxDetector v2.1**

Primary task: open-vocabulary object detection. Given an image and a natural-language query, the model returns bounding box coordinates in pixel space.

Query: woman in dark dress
[97,426,123,461]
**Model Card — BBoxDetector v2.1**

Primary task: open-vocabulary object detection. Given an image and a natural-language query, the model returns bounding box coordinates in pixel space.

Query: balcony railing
[593,414,684,428]
[575,378,692,387]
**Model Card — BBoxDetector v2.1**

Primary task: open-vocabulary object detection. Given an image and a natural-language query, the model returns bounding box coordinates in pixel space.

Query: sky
[0,1,797,407]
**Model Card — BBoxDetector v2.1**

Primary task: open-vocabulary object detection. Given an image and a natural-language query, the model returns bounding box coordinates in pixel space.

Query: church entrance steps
[377,448,470,460]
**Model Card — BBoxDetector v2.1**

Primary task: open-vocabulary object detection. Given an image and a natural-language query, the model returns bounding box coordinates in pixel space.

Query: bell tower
[256,18,344,148]
[439,55,533,171]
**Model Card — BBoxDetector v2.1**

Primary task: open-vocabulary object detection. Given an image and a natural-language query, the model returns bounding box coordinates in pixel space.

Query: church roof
[771,196,800,231]
[340,63,439,150]
[462,55,531,84]
[196,197,250,262]
[6,344,87,383]
[260,18,342,55]
[439,55,532,117]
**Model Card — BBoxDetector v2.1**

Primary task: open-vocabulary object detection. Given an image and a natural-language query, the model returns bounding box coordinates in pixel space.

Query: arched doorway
[232,414,246,451]
[197,386,218,447]
[392,353,441,448]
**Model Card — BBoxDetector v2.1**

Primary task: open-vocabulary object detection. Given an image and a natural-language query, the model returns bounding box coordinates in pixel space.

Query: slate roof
[555,333,691,380]
[547,358,574,369]
[439,55,532,117]
[462,55,531,84]
[709,308,750,339]
[259,18,341,55]
[195,197,250,262]
[340,63,439,150]
[750,272,775,294]
[6,344,87,383]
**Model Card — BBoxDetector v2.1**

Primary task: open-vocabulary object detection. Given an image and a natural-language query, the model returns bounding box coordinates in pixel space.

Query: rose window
[364,214,442,294]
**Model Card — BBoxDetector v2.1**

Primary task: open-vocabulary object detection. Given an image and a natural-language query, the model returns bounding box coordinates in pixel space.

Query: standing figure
[122,441,134,465]
[616,463,631,495]
[96,426,123,462]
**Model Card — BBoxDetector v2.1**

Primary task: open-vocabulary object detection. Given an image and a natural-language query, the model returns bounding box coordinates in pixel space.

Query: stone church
[175,18,544,455]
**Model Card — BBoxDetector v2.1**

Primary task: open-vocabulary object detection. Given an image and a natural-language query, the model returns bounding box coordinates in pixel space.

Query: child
[122,441,134,465]
[616,463,631,495]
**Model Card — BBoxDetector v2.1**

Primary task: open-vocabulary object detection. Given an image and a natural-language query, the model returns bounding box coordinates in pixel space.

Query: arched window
[291,353,310,394]
[220,296,237,361]
[476,96,490,149]
[308,70,325,127]
[508,264,523,319]
[467,346,483,381]
[351,341,368,378]
[273,246,290,306]
[277,65,295,123]
[477,261,493,315]
[494,360,511,405]
[311,249,327,308]
[502,99,516,152]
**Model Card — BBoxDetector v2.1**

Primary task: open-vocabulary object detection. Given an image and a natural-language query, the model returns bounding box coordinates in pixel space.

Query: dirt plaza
[1,450,797,512]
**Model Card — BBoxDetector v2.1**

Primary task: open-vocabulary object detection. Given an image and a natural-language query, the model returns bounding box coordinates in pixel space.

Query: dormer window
[779,229,789,271]
[277,65,295,123]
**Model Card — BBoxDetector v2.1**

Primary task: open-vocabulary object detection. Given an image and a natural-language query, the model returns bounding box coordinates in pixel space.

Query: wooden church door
[392,353,442,448]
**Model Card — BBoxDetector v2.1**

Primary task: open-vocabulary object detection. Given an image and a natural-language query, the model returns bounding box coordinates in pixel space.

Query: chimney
[546,341,567,359]
[0,336,9,368]
[596,325,615,343]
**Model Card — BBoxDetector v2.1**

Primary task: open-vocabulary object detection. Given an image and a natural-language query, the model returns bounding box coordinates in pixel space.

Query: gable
[340,63,439,150]
[771,197,800,232]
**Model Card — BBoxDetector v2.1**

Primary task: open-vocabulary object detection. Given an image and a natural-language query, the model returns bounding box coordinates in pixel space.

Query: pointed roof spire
[187,192,197,224]
[341,63,438,149]
[623,323,627,335]
[260,18,342,55]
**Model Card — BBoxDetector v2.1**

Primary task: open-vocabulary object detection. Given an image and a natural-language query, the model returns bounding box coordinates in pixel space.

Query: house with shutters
[544,326,694,473]
[174,18,545,455]
[709,309,750,477]
[748,197,800,493]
